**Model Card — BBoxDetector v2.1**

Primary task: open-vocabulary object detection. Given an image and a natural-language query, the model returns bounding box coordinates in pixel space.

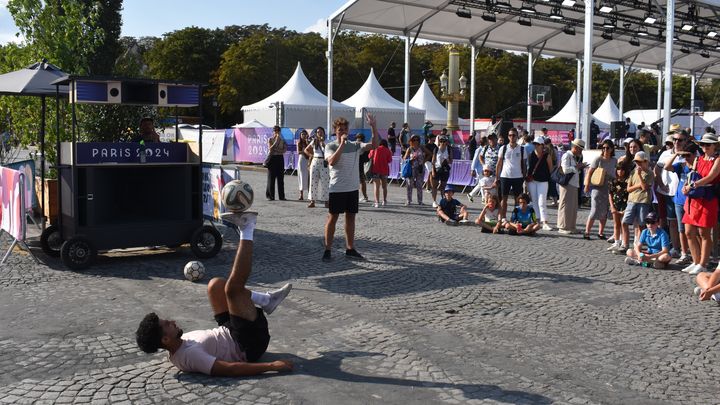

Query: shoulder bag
[687,157,714,199]
[550,154,575,186]
[589,164,606,187]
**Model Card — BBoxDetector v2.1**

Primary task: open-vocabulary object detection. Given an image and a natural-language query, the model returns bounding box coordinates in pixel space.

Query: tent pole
[576,59,581,139]
[662,0,675,135]
[581,1,594,144]
[470,44,476,135]
[403,36,410,127]
[327,18,334,133]
[40,95,46,230]
[619,63,624,120]
[526,48,532,133]
[656,69,662,121]
[690,73,696,135]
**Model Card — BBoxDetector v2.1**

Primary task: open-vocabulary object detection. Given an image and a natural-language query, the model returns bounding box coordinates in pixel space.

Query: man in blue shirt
[625,212,672,269]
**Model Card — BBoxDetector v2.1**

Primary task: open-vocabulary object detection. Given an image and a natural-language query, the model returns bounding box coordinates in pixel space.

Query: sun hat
[666,123,683,134]
[532,136,545,144]
[571,139,585,149]
[696,133,719,145]
[633,151,649,162]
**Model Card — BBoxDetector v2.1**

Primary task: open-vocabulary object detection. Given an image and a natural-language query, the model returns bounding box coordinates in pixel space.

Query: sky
[0,0,349,44]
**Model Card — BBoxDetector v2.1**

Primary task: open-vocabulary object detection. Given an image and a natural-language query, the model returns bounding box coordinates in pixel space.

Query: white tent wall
[241,109,277,129]
[351,108,425,132]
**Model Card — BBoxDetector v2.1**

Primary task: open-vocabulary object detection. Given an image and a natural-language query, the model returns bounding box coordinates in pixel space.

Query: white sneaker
[373,202,379,208]
[682,263,697,273]
[542,223,553,231]
[263,283,292,315]
[382,201,387,206]
[688,264,706,275]
[712,293,720,303]
[432,202,438,208]
[624,257,640,266]
[558,229,573,235]
[606,241,621,251]
[694,286,703,296]
[220,211,258,228]
[459,219,471,225]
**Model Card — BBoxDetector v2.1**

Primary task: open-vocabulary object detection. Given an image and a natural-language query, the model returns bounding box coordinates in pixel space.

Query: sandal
[583,233,591,240]
[596,234,607,240]
[307,202,316,208]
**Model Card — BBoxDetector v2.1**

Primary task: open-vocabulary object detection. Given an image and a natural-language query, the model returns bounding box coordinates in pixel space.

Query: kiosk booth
[39,77,222,269]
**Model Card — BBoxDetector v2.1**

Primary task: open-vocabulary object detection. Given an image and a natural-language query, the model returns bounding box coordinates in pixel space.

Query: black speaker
[610,121,625,139]
[500,121,514,138]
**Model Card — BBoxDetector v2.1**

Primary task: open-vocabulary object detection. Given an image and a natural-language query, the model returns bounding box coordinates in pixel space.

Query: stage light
[680,44,690,54]
[707,31,717,38]
[482,11,496,22]
[549,6,563,20]
[456,6,472,18]
[520,1,536,13]
[682,22,694,31]
[637,27,649,36]
[563,25,576,35]
[601,30,613,40]
[599,1,613,13]
[603,18,616,29]
[561,0,576,6]
[519,17,532,26]
[495,0,512,9]
[644,14,657,24]
[629,36,640,46]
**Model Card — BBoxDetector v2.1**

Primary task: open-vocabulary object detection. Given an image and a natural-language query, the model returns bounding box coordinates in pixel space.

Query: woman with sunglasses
[431,136,453,207]
[304,127,329,208]
[403,134,429,205]
[583,139,617,240]
[680,133,720,275]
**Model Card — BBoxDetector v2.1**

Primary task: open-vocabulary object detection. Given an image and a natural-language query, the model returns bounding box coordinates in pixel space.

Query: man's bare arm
[210,359,293,377]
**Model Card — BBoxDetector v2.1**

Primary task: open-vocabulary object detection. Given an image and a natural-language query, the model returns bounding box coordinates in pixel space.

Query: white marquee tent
[341,69,425,129]
[547,91,600,127]
[593,94,621,128]
[409,79,469,129]
[241,62,354,129]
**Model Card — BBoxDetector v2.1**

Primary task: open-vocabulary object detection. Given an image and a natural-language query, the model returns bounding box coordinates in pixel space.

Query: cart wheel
[60,236,97,270]
[40,225,63,257]
[190,225,222,259]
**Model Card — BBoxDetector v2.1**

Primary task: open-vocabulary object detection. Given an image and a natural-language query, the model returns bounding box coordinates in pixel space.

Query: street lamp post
[440,46,468,131]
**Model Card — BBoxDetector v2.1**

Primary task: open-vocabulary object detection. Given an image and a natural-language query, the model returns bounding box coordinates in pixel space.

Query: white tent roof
[593,94,621,125]
[409,79,468,126]
[233,119,268,128]
[702,112,720,127]
[547,90,603,126]
[342,68,422,112]
[242,62,352,110]
[329,1,720,79]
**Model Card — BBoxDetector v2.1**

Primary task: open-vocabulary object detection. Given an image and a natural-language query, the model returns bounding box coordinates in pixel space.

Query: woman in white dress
[296,129,310,200]
[304,127,330,208]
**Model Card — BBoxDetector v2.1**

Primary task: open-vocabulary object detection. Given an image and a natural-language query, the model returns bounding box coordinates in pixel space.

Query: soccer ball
[183,261,205,282]
[221,180,254,212]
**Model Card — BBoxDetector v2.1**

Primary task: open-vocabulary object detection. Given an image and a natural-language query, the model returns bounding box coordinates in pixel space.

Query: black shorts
[329,190,359,214]
[214,308,270,362]
[499,177,524,199]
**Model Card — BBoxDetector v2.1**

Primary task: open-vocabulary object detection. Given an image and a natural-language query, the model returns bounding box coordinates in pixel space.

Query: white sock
[239,217,256,241]
[251,291,270,306]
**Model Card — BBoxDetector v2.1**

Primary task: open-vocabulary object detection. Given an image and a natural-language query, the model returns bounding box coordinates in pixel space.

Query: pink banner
[233,127,274,163]
[0,167,23,240]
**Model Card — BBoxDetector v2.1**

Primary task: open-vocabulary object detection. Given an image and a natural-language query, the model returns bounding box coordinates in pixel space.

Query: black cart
[40,77,222,269]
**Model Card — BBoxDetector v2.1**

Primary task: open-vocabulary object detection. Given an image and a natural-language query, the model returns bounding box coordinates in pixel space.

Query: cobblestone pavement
[1,168,718,404]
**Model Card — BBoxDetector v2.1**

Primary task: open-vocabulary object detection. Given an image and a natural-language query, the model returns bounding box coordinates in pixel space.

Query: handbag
[525,152,544,182]
[590,166,606,187]
[401,158,413,178]
[550,165,574,186]
[687,158,714,199]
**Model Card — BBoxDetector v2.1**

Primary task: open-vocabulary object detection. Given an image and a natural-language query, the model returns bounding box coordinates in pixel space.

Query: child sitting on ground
[476,194,503,233]
[437,185,469,226]
[505,193,540,235]
[624,212,672,269]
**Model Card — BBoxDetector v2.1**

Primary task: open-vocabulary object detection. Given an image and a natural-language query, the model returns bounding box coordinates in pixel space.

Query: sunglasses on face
[602,146,612,150]
[673,138,686,142]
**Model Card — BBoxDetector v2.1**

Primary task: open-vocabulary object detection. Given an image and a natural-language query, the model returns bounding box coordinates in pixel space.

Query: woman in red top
[682,133,720,274]
[368,139,393,207]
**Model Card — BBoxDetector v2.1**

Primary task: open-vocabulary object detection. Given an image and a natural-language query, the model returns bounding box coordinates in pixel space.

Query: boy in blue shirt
[504,192,540,235]
[625,212,672,269]
[437,185,469,226]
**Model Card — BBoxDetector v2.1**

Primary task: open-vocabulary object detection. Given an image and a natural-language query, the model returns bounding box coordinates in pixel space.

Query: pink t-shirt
[169,327,246,375]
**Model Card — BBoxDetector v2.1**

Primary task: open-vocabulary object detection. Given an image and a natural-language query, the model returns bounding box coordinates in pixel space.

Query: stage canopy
[329,0,720,78]
[241,62,354,130]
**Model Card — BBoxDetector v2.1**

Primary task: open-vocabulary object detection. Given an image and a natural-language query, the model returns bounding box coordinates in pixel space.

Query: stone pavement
[0,168,718,404]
